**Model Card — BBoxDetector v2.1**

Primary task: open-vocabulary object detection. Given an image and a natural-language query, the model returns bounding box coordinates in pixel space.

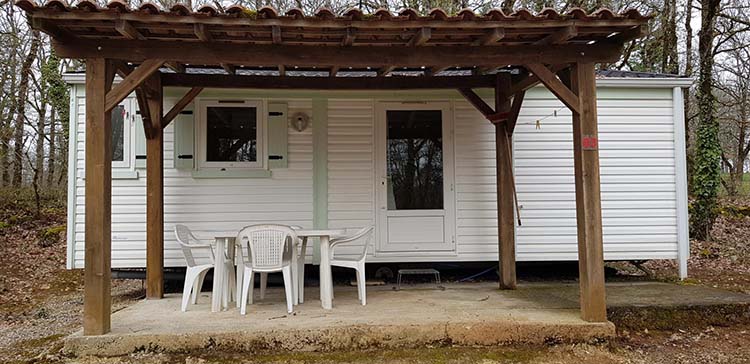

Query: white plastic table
[295,229,346,310]
[211,236,236,312]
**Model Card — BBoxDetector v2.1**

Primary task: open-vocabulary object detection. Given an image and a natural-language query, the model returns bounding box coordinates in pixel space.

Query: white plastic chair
[237,224,297,315]
[329,226,374,305]
[174,224,235,312]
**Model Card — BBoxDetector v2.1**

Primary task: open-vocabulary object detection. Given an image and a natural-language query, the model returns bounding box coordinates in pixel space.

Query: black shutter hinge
[269,111,284,117]
[178,155,193,160]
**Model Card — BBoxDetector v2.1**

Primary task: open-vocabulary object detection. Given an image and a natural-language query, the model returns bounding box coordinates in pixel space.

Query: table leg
[291,239,299,305]
[319,236,333,310]
[298,237,307,304]
[212,238,225,313]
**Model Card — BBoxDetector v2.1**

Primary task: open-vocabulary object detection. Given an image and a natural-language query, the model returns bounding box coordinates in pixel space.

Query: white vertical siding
[72,98,314,268]
[69,86,681,268]
[453,87,679,261]
[326,99,375,258]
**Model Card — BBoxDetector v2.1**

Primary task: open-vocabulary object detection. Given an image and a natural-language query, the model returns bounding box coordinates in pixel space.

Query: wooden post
[143,74,164,299]
[571,62,607,322]
[83,58,115,335]
[495,75,516,289]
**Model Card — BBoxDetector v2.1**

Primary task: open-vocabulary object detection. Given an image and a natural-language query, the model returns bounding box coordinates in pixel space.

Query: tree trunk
[47,109,56,187]
[683,0,694,184]
[690,0,721,240]
[662,0,679,74]
[12,30,42,187]
[35,98,47,189]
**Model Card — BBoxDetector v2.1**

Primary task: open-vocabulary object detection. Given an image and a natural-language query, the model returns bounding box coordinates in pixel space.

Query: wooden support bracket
[162,87,203,128]
[524,63,580,114]
[104,59,165,113]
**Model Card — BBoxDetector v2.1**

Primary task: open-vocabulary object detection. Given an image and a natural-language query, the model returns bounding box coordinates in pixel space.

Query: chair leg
[357,263,367,306]
[282,266,294,314]
[260,272,268,300]
[240,267,254,315]
[298,261,306,303]
[182,268,200,312]
[192,270,207,305]
[355,269,361,302]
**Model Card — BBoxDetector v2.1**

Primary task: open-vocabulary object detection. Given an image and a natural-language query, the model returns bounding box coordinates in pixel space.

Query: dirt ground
[2,193,750,364]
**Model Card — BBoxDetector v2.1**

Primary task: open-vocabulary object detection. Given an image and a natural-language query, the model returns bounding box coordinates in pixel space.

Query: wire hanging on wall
[516,106,566,130]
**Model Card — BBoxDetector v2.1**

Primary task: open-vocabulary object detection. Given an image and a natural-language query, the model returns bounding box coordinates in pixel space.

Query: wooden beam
[83,58,115,335]
[162,87,203,128]
[105,59,164,113]
[271,25,282,44]
[607,25,647,44]
[162,73,498,89]
[278,65,286,77]
[30,18,75,42]
[458,88,496,119]
[474,28,505,46]
[329,66,339,78]
[524,63,580,114]
[377,66,395,77]
[571,62,607,322]
[194,23,212,41]
[115,19,145,40]
[53,40,623,68]
[535,25,577,46]
[342,27,356,46]
[407,27,431,47]
[143,73,164,300]
[509,64,569,95]
[506,91,526,134]
[221,63,236,75]
[492,74,516,290]
[426,65,450,76]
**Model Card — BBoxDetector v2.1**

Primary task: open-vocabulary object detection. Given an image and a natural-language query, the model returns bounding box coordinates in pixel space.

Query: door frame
[373,101,457,256]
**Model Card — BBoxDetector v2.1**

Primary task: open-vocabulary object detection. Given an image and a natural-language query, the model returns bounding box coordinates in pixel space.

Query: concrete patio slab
[63,281,750,357]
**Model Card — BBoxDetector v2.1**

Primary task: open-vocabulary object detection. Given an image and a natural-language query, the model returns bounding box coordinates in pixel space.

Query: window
[197,100,264,169]
[111,103,131,168]
[386,110,444,210]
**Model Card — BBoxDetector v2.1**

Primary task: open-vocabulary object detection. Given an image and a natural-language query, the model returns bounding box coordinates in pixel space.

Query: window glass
[386,110,443,210]
[111,105,126,162]
[205,106,257,163]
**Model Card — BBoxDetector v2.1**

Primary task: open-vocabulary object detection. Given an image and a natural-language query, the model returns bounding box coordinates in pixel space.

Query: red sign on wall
[582,135,598,151]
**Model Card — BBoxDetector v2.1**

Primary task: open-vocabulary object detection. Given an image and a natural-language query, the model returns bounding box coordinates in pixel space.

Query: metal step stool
[396,268,444,290]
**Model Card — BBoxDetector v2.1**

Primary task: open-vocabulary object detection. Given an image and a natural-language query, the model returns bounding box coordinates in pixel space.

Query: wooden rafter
[221,63,236,75]
[377,65,395,77]
[115,19,144,40]
[278,65,286,76]
[473,28,505,46]
[535,25,577,45]
[329,66,339,77]
[162,87,203,128]
[30,18,75,42]
[104,58,165,112]
[407,27,431,47]
[426,65,450,76]
[54,40,623,68]
[524,63,580,114]
[164,62,185,73]
[342,27,356,46]
[194,23,211,41]
[272,25,282,44]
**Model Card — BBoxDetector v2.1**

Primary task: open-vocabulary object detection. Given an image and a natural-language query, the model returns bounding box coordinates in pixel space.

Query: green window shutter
[267,103,288,169]
[173,108,195,170]
[134,111,147,169]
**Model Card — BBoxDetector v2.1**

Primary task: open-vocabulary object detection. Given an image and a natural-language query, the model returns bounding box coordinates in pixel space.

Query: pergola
[17,0,648,335]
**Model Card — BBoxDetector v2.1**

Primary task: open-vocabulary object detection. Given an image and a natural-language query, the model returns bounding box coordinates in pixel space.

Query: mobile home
[64,71,692,277]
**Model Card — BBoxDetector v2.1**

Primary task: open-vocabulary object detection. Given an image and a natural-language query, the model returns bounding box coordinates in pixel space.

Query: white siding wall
[69,86,681,267]
[326,100,375,258]
[71,95,314,268]
[453,87,679,261]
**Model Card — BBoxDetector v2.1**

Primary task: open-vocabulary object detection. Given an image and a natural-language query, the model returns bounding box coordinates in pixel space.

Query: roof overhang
[19,1,649,78]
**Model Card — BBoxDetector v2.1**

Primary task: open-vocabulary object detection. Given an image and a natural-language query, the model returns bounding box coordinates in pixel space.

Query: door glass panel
[386,110,443,210]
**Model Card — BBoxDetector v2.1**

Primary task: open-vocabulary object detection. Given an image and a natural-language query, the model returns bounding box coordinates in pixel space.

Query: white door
[375,102,456,253]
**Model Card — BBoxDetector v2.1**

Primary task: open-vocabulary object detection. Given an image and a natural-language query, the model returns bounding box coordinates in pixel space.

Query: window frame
[111,99,133,169]
[195,99,266,171]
